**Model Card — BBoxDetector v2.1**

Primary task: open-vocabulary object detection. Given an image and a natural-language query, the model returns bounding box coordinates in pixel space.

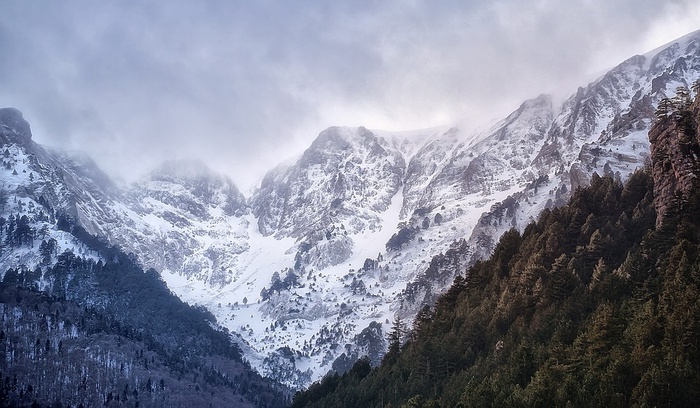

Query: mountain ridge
[0,29,698,390]
[290,83,700,408]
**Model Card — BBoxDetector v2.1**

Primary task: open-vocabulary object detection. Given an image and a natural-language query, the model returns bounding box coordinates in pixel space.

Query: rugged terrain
[0,109,287,407]
[289,71,700,408]
[0,29,698,389]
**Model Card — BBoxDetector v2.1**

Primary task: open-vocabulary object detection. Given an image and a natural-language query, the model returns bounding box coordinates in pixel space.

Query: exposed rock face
[0,107,121,240]
[401,94,554,221]
[250,126,417,269]
[119,159,250,284]
[252,126,406,238]
[649,96,700,227]
[0,108,32,144]
[143,159,247,218]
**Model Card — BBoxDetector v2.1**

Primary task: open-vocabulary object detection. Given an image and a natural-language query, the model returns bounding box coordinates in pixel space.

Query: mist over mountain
[0,28,698,404]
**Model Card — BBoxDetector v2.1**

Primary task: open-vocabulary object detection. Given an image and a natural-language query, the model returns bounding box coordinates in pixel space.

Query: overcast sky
[0,1,698,191]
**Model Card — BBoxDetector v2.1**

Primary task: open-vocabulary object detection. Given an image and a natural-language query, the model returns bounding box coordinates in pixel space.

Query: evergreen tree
[673,85,692,112]
[692,79,700,98]
[655,97,674,120]
[387,315,406,356]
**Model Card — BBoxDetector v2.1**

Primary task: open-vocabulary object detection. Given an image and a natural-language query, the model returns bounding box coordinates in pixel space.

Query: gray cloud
[0,0,698,189]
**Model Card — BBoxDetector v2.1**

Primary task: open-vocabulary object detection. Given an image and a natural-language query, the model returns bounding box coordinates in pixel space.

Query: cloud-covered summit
[0,0,698,189]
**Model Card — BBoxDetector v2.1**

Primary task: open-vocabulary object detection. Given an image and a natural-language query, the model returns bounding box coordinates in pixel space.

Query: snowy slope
[0,109,104,283]
[192,25,699,383]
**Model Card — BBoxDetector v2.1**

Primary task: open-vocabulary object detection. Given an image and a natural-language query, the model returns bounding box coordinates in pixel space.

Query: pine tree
[673,86,692,111]
[411,305,433,341]
[387,315,406,355]
[692,79,700,98]
[655,97,674,120]
[589,257,608,291]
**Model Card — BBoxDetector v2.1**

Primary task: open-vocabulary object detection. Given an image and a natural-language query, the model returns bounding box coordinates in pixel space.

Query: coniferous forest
[291,91,700,407]
[0,221,287,407]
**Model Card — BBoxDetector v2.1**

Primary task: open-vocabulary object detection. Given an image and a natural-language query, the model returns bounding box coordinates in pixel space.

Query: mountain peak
[504,94,553,126]
[149,159,219,183]
[524,93,552,107]
[137,158,247,222]
[0,108,32,145]
[304,126,369,155]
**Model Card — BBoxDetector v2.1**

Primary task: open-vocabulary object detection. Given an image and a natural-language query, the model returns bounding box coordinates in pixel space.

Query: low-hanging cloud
[0,0,698,190]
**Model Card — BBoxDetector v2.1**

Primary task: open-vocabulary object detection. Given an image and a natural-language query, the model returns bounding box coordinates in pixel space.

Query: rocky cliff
[649,85,700,227]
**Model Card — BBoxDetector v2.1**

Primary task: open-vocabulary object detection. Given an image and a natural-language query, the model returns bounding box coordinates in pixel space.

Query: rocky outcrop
[0,108,32,145]
[252,126,407,239]
[649,94,700,227]
[142,159,247,217]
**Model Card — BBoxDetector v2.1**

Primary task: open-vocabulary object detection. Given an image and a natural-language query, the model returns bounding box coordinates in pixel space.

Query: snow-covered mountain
[1,29,699,389]
[0,108,107,269]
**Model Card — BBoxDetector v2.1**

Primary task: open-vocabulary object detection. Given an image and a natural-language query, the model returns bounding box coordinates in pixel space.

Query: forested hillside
[291,88,700,407]
[0,221,287,407]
